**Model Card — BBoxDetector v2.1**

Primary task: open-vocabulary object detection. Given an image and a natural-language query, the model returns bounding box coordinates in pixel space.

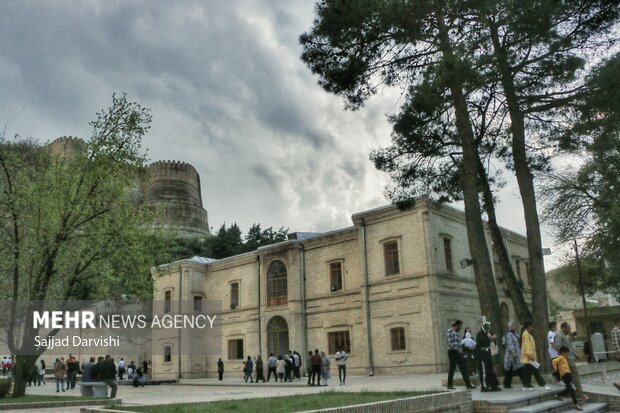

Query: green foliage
[541,55,620,300]
[0,379,10,399]
[0,93,155,327]
[151,223,289,264]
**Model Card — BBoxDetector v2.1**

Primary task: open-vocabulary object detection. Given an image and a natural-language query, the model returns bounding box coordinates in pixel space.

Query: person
[266,353,277,382]
[335,346,347,385]
[284,352,293,382]
[553,346,584,411]
[142,360,149,377]
[27,364,38,386]
[446,320,476,390]
[310,349,323,386]
[217,358,224,381]
[306,351,313,385]
[244,356,254,383]
[127,361,136,380]
[321,351,330,386]
[276,355,285,382]
[82,357,96,383]
[255,356,266,383]
[611,317,620,391]
[38,359,46,386]
[101,355,118,399]
[502,321,523,389]
[548,321,559,360]
[461,329,476,378]
[475,321,501,392]
[54,357,66,393]
[117,358,126,380]
[293,351,302,380]
[520,320,550,391]
[66,353,80,390]
[555,322,588,400]
[132,367,145,387]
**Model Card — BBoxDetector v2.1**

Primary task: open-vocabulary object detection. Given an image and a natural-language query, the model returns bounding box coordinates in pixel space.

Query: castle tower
[143,160,210,237]
[48,136,87,158]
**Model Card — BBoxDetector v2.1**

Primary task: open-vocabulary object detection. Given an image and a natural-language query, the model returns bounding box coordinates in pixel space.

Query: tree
[300,0,505,343]
[541,53,620,302]
[371,77,533,323]
[470,0,620,364]
[0,94,154,396]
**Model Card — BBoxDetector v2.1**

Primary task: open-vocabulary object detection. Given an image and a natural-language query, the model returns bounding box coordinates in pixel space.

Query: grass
[114,390,439,413]
[0,394,105,404]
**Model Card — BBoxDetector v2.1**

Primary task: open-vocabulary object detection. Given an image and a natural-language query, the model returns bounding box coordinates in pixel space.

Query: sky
[0,0,565,269]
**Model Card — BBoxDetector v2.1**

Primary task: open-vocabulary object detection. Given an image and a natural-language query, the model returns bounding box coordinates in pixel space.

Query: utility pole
[573,239,592,363]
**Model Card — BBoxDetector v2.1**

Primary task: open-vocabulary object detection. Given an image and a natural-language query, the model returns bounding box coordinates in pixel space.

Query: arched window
[267,316,289,356]
[267,260,287,306]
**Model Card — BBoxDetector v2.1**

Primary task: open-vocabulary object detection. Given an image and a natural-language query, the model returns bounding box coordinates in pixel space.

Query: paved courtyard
[2,373,617,412]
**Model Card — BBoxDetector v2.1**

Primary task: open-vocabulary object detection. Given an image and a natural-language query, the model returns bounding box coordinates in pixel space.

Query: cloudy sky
[0,1,564,268]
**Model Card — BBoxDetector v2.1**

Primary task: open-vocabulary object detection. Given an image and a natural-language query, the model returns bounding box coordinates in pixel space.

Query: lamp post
[573,239,592,362]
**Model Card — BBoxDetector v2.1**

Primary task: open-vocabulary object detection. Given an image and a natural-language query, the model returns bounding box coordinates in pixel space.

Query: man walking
[555,323,588,400]
[266,353,277,382]
[335,346,347,385]
[447,320,476,390]
[310,349,323,386]
[66,354,80,390]
[101,355,118,399]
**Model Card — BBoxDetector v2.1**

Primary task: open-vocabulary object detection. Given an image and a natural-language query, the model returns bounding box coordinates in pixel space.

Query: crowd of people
[217,346,348,386]
[446,317,620,411]
[10,354,152,398]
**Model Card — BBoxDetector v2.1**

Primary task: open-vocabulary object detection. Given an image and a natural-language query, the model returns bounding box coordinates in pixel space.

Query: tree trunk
[487,22,550,369]
[435,5,504,339]
[11,354,38,398]
[477,156,533,323]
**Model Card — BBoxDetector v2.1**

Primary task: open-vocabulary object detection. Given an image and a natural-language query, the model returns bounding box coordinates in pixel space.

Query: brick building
[151,198,531,379]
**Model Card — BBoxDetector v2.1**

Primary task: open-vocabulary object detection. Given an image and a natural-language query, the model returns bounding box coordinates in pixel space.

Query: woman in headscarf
[461,328,477,377]
[475,321,501,392]
[502,321,523,388]
[321,351,331,386]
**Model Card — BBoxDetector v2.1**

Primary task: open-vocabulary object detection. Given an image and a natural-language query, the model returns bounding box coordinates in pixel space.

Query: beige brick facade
[151,199,530,379]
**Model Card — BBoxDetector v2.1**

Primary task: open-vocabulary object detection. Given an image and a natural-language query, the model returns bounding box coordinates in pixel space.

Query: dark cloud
[0,0,559,266]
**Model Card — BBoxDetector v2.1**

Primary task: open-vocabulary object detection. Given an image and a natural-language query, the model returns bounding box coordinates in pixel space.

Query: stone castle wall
[46,137,210,236]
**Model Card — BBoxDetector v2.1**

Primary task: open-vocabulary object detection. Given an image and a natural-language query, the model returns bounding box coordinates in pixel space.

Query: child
[552,346,583,411]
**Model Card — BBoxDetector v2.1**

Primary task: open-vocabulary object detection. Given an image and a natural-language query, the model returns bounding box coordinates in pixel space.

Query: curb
[0,398,121,411]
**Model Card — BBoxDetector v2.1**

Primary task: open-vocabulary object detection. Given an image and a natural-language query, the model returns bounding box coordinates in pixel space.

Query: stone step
[508,399,572,413]
[508,400,608,413]
[563,402,608,413]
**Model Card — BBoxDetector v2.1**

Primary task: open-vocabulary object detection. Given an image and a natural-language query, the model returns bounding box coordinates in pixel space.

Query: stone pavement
[2,374,617,412]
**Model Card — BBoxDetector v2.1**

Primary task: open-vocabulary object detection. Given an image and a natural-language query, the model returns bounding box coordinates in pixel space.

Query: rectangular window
[384,241,400,276]
[164,346,171,363]
[443,238,454,273]
[164,290,171,313]
[231,282,239,308]
[515,259,522,281]
[330,262,343,292]
[390,327,406,351]
[193,295,203,312]
[328,331,351,354]
[228,339,244,360]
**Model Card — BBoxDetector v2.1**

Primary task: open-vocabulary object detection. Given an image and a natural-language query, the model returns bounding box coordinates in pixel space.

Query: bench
[81,381,108,397]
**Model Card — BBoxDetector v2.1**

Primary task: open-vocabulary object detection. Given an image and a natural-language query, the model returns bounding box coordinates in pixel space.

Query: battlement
[48,136,86,157]
[147,160,199,177]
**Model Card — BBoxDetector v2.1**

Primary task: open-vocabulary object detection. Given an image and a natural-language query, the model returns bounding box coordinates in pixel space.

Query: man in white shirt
[335,346,347,385]
[548,321,559,359]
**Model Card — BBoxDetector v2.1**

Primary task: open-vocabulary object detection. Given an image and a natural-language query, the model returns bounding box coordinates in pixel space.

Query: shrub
[0,378,11,399]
